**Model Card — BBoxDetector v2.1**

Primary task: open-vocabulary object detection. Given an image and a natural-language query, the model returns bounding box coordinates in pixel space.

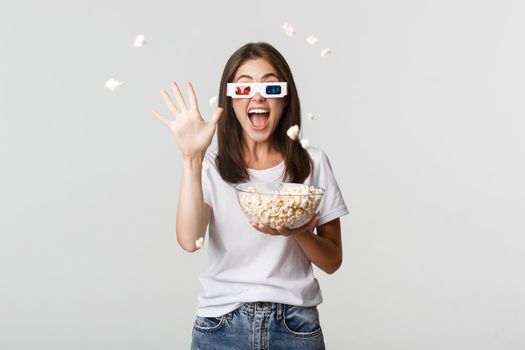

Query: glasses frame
[226,82,288,99]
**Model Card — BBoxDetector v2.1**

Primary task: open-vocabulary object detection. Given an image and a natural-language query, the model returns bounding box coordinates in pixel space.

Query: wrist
[292,228,313,241]
[182,152,205,164]
[182,153,205,172]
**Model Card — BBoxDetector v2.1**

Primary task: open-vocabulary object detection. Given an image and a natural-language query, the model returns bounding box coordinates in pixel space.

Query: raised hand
[152,81,223,159]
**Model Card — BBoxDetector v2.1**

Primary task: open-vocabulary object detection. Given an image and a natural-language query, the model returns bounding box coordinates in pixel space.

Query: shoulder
[304,146,328,166]
[303,146,338,183]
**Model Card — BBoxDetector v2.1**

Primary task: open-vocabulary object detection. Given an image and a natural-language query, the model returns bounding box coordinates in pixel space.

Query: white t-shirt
[197,146,349,317]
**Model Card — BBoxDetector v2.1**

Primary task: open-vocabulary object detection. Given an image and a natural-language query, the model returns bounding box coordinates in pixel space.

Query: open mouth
[247,108,270,130]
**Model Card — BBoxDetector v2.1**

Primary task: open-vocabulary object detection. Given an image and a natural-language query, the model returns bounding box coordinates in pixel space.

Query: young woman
[153,42,349,349]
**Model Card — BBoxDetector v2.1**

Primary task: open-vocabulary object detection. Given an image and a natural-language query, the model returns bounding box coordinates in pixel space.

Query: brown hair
[215,41,313,184]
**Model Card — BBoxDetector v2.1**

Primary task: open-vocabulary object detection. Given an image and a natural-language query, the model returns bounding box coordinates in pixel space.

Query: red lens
[235,86,251,95]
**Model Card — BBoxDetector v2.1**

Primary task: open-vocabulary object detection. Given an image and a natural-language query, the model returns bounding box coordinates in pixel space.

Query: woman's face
[231,58,288,144]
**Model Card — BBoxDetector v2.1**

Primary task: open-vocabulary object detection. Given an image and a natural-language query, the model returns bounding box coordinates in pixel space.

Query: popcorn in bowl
[234,182,325,229]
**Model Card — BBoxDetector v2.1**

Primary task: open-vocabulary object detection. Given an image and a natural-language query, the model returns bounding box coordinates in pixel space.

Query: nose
[251,92,265,102]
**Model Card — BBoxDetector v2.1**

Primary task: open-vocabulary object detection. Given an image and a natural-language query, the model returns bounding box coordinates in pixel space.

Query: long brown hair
[216,42,312,184]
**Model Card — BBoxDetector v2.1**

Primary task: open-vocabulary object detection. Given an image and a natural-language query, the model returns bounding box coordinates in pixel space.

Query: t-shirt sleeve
[315,150,349,226]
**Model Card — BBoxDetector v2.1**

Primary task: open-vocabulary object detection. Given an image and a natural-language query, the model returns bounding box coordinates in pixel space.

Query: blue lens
[265,85,281,95]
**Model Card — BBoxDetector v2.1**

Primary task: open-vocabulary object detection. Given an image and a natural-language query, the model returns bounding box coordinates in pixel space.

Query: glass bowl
[234,182,325,229]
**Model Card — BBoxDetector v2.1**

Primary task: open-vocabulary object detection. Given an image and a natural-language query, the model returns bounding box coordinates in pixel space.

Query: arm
[176,154,212,252]
[151,81,222,253]
[292,218,343,274]
[252,216,343,274]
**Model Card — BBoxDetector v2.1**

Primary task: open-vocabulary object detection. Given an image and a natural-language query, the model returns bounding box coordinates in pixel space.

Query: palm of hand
[152,81,223,158]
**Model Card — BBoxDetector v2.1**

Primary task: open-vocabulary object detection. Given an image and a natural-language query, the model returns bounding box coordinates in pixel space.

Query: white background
[1,0,524,349]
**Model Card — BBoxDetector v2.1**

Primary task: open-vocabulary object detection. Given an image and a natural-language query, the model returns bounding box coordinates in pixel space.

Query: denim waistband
[236,302,285,320]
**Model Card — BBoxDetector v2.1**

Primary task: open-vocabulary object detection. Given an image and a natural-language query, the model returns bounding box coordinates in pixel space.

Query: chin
[244,128,270,141]
[248,133,271,143]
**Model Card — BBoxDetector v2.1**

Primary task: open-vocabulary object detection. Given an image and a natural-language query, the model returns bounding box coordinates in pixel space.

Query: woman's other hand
[250,213,321,238]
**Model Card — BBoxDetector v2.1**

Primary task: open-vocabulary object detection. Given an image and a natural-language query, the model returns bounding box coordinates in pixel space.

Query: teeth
[248,109,269,114]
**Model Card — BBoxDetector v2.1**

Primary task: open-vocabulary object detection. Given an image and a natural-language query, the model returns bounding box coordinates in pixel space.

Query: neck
[242,135,280,165]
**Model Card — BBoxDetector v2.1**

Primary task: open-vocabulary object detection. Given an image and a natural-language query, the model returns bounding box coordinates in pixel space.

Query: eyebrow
[235,73,280,82]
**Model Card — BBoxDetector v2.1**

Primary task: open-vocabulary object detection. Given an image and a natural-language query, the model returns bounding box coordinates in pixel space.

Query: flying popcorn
[300,138,310,149]
[105,78,122,92]
[195,237,204,249]
[306,36,318,45]
[286,125,300,140]
[133,34,146,47]
[306,112,315,121]
[282,22,295,36]
[208,95,218,105]
[320,48,332,57]
[202,160,210,170]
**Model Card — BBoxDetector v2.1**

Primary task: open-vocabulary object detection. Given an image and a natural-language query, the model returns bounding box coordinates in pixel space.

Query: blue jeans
[191,302,325,350]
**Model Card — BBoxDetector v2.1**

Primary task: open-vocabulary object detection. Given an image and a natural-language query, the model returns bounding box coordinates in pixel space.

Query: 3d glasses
[226,82,288,98]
